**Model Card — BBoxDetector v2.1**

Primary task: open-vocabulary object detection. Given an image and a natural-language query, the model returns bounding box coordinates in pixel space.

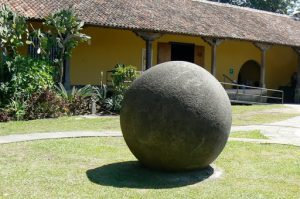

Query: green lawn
[230,130,268,139]
[0,116,120,135]
[0,138,299,198]
[232,105,299,126]
[0,105,299,136]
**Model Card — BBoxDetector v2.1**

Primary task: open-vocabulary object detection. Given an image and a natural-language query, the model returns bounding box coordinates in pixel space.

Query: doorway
[238,60,261,87]
[171,43,195,63]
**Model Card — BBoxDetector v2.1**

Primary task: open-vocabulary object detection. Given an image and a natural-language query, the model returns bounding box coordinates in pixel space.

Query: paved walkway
[0,131,122,144]
[231,116,300,146]
[2,109,300,146]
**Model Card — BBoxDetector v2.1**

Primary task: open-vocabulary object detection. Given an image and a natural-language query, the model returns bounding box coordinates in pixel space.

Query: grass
[232,105,299,126]
[0,105,299,136]
[230,130,268,139]
[0,116,120,136]
[231,104,284,114]
[0,138,299,198]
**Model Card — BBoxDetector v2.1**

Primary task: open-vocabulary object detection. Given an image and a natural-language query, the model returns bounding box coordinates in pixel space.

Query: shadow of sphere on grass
[86,161,215,189]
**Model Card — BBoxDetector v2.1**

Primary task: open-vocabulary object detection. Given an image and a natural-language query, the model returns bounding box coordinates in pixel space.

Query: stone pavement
[0,131,122,144]
[231,116,300,146]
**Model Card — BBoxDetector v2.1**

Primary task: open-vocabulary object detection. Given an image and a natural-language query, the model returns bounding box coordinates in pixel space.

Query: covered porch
[69,27,298,103]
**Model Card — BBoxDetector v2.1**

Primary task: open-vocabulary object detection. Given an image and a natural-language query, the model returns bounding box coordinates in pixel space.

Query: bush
[111,64,138,92]
[6,99,27,121]
[0,109,13,122]
[67,96,91,116]
[0,56,56,107]
[109,64,139,113]
[25,89,68,120]
[56,83,94,116]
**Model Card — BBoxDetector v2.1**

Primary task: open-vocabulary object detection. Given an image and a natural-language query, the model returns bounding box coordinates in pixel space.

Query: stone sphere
[120,61,232,171]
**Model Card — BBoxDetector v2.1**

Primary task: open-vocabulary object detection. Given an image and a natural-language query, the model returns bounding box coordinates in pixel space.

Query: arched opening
[238,60,261,87]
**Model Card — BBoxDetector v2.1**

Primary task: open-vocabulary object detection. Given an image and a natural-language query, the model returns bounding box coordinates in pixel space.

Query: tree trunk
[59,48,65,83]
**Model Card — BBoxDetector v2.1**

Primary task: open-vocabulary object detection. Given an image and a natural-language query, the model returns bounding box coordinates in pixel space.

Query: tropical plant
[5,99,27,121]
[56,83,94,101]
[0,56,55,106]
[111,64,139,94]
[56,83,94,115]
[103,94,123,113]
[43,7,90,83]
[25,88,68,120]
[0,4,30,84]
[108,64,139,113]
[0,109,12,122]
[94,84,108,104]
[0,5,28,60]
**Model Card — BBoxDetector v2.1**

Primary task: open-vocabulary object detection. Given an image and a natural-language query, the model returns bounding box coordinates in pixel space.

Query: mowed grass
[0,116,120,135]
[0,105,299,136]
[230,130,268,139]
[0,138,299,198]
[232,105,299,126]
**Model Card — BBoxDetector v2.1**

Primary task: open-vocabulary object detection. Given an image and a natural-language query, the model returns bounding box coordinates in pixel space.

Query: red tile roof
[2,0,300,47]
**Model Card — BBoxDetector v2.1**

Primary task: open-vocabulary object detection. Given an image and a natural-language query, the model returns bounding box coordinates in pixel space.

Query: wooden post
[136,32,161,70]
[254,43,271,88]
[145,39,153,69]
[211,43,217,76]
[202,37,223,77]
[64,57,71,90]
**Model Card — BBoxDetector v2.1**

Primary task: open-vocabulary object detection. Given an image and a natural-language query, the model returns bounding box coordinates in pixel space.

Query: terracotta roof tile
[1,0,300,47]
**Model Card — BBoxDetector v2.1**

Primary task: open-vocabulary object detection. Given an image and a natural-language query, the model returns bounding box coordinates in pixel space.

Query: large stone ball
[120,61,232,171]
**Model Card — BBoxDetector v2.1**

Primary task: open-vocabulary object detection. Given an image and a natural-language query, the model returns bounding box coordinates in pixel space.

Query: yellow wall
[266,46,297,89]
[71,28,144,85]
[70,27,298,89]
[216,40,260,83]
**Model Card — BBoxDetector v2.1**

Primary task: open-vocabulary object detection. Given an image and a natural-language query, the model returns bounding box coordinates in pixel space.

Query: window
[28,36,59,63]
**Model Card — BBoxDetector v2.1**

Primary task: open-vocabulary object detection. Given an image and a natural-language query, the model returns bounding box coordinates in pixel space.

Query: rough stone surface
[120,61,232,171]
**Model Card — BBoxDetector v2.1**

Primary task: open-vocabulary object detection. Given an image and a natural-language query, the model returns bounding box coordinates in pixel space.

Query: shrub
[0,56,56,106]
[111,64,139,95]
[68,96,91,116]
[5,99,27,121]
[25,88,68,120]
[109,64,139,113]
[56,83,94,115]
[0,109,13,122]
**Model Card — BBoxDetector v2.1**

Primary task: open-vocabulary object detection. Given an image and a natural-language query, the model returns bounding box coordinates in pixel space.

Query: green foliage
[25,88,68,120]
[0,4,30,86]
[4,99,27,121]
[43,7,90,82]
[111,64,139,93]
[210,0,297,14]
[56,83,94,101]
[0,5,28,58]
[0,108,12,122]
[0,56,55,106]
[56,83,94,116]
[0,5,92,121]
[110,64,139,113]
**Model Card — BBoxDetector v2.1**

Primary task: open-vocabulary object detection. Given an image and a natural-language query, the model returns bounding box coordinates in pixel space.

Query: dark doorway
[238,60,261,87]
[171,43,195,63]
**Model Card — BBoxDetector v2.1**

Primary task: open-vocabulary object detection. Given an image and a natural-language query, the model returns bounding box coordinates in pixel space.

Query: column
[254,43,271,88]
[202,37,223,77]
[136,32,161,70]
